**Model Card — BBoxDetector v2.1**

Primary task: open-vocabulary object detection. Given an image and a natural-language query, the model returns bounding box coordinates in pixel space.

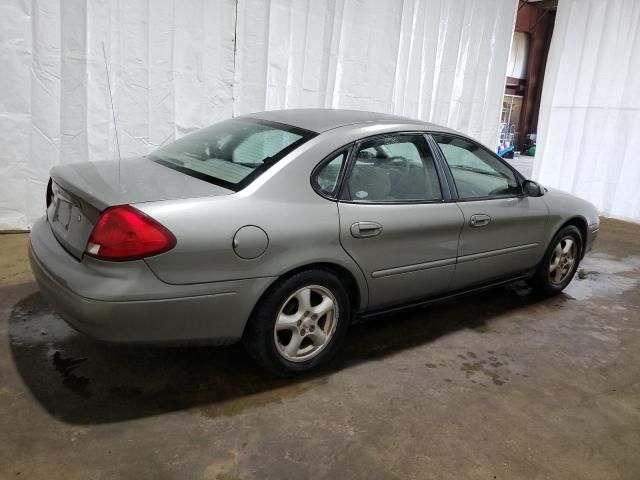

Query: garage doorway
[499,0,557,178]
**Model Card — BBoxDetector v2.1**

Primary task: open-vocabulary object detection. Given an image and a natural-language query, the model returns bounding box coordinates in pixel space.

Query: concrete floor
[1,218,639,479]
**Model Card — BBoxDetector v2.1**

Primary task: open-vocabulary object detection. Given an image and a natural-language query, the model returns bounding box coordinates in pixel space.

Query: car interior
[347,142,442,202]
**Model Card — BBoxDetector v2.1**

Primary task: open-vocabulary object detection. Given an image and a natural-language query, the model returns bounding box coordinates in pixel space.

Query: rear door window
[313,152,347,197]
[344,135,443,202]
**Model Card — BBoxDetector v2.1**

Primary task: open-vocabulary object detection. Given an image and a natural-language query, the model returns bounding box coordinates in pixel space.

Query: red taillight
[85,205,176,261]
[46,178,53,208]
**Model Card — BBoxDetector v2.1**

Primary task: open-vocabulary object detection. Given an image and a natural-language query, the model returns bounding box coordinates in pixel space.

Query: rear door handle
[351,221,383,238]
[469,214,491,228]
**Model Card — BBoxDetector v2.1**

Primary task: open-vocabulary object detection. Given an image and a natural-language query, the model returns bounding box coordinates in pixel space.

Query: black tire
[531,225,583,295]
[243,269,351,376]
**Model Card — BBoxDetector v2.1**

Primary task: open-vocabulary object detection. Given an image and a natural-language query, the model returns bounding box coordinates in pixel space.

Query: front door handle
[351,221,383,238]
[469,214,491,228]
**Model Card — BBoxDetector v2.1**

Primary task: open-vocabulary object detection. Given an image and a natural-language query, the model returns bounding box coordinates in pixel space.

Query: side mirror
[523,179,544,197]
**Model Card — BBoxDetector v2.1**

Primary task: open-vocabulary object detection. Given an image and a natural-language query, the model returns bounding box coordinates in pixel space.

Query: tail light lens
[85,205,176,261]
[46,178,53,208]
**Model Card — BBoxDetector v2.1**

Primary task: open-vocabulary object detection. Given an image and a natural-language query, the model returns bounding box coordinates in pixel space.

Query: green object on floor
[527,146,536,156]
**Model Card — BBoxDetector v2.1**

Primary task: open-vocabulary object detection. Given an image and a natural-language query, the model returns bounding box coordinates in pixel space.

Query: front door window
[433,134,520,199]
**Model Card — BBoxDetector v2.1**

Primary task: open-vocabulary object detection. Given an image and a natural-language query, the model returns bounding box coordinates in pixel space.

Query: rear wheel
[243,269,351,376]
[532,225,582,295]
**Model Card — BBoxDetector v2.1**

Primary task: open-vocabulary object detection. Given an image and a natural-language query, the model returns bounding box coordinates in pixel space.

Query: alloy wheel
[273,285,339,362]
[549,236,578,285]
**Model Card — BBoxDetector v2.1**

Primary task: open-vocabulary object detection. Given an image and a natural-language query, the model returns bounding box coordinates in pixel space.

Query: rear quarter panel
[138,191,351,285]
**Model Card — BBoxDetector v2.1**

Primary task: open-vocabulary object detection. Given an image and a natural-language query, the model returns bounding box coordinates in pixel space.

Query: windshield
[149,118,315,190]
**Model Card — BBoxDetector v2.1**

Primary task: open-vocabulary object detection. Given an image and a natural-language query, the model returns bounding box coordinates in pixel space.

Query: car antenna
[101,41,122,185]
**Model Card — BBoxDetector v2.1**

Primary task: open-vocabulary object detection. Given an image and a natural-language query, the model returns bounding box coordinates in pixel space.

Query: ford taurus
[29,109,600,375]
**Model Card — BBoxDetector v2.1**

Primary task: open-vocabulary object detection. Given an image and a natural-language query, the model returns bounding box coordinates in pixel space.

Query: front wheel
[243,269,351,376]
[531,225,582,295]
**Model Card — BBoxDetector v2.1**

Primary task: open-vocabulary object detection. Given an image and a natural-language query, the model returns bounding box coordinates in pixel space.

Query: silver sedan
[29,109,599,375]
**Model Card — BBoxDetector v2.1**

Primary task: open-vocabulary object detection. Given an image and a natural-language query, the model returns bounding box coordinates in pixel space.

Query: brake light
[85,205,176,261]
[46,178,53,208]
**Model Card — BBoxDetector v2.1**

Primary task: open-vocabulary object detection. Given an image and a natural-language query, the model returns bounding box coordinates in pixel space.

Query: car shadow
[8,282,562,425]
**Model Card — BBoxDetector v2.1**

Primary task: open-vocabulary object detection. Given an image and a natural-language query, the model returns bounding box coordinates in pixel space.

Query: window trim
[310,146,354,200]
[428,132,526,202]
[336,132,451,205]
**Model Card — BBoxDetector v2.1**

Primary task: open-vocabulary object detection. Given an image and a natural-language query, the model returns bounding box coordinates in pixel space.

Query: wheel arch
[559,215,588,258]
[278,262,363,310]
[242,261,366,338]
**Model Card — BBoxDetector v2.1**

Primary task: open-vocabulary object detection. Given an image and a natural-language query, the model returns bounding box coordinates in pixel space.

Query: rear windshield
[149,118,315,190]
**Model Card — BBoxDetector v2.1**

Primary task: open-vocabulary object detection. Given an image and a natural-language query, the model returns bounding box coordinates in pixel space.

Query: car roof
[242,108,456,135]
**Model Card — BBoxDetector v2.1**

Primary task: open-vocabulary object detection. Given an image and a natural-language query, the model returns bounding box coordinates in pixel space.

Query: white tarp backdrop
[0,0,517,229]
[534,0,640,222]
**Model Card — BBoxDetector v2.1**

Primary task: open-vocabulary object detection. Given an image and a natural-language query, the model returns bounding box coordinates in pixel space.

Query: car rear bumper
[29,217,275,344]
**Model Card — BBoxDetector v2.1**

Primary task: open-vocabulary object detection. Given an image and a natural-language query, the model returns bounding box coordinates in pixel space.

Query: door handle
[469,214,491,228]
[351,221,383,238]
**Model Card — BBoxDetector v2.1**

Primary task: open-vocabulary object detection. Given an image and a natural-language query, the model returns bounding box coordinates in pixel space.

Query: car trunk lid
[48,157,232,259]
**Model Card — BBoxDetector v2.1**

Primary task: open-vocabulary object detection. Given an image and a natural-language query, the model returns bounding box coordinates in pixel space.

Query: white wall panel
[534,0,640,221]
[234,0,516,145]
[0,0,516,229]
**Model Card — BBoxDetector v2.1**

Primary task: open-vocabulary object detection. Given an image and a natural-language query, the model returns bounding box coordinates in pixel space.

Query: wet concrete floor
[0,218,639,479]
